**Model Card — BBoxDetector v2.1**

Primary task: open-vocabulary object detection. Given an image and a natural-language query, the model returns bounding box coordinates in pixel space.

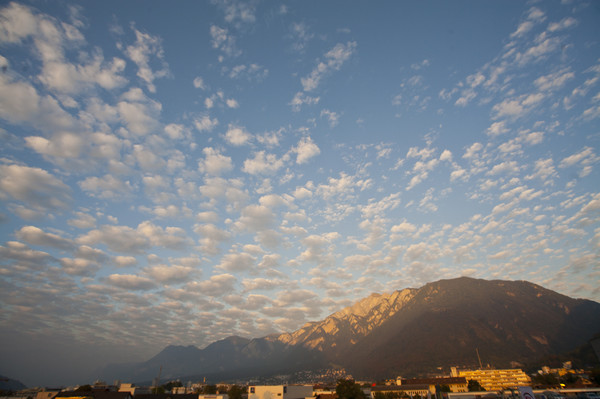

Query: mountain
[102,277,600,382]
[342,277,600,377]
[277,289,416,356]
[102,336,325,383]
[0,375,27,391]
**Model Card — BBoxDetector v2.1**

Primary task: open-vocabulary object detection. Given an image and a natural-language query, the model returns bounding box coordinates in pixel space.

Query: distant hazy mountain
[0,375,27,391]
[102,277,600,383]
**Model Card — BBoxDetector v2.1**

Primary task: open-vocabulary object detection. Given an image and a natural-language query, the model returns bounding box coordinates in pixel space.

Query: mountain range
[101,277,600,383]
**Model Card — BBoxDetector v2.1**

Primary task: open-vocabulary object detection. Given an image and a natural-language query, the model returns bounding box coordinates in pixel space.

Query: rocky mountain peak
[277,287,416,351]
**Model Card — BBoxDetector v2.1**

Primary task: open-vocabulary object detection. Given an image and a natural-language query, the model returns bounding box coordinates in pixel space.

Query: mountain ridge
[101,277,600,383]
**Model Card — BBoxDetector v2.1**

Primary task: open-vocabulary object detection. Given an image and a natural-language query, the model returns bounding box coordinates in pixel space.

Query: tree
[204,385,218,394]
[438,385,451,393]
[152,386,165,394]
[467,380,485,392]
[228,385,245,399]
[76,385,92,392]
[217,386,229,394]
[162,380,183,392]
[531,373,559,388]
[589,368,600,386]
[336,379,366,399]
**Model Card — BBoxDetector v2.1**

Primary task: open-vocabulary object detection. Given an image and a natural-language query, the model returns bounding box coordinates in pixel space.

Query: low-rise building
[198,394,229,399]
[397,378,468,393]
[371,385,430,398]
[54,390,132,399]
[35,389,61,399]
[248,385,313,399]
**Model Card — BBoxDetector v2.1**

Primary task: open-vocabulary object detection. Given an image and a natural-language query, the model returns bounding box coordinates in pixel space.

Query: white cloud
[0,3,39,43]
[225,125,252,146]
[144,264,194,284]
[0,3,127,95]
[510,20,534,39]
[210,25,240,58]
[293,186,313,200]
[193,76,206,89]
[0,163,71,211]
[548,17,577,32]
[114,255,137,267]
[24,131,86,166]
[559,147,597,169]
[407,146,435,160]
[59,257,98,276]
[294,136,320,164]
[487,161,520,176]
[0,73,76,133]
[463,142,483,159]
[515,37,561,66]
[67,211,97,229]
[106,273,157,290]
[226,98,239,108]
[439,149,453,162]
[124,28,170,92]
[117,89,162,136]
[492,93,544,120]
[193,273,237,297]
[194,223,231,255]
[525,158,557,183]
[301,41,357,91]
[407,158,439,190]
[242,151,285,175]
[391,221,417,234]
[78,221,190,254]
[321,109,340,127]
[199,147,233,175]
[79,174,133,199]
[274,289,317,306]
[298,233,338,263]
[16,226,75,250]
[195,115,219,132]
[235,204,276,232]
[242,277,287,292]
[534,68,574,92]
[217,252,256,272]
[218,0,256,26]
[289,22,313,52]
[164,123,186,140]
[486,121,509,137]
[290,91,320,112]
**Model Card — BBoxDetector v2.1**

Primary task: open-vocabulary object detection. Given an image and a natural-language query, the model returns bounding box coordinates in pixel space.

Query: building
[54,391,132,399]
[248,385,313,399]
[118,384,150,396]
[451,367,531,391]
[135,394,198,399]
[35,390,61,399]
[371,385,430,398]
[397,378,468,393]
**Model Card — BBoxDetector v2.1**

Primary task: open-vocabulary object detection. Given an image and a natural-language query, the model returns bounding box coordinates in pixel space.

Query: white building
[248,385,313,399]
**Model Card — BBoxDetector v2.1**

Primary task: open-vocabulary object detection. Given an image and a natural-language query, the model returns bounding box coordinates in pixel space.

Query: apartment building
[451,367,531,391]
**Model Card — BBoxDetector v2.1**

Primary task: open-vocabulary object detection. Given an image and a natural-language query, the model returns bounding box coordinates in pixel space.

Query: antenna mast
[476,348,483,369]
[154,365,162,393]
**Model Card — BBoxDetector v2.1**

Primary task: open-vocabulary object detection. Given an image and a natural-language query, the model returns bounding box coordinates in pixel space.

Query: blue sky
[1,0,599,386]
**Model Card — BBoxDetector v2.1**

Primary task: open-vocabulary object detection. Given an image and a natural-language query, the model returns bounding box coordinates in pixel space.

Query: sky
[0,0,599,387]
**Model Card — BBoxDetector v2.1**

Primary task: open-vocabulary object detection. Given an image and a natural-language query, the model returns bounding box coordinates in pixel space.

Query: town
[2,364,599,399]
